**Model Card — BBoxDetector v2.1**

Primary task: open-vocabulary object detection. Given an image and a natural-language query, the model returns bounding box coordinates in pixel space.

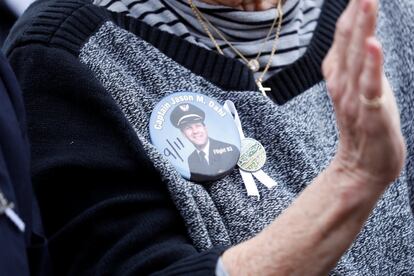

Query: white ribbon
[223,100,277,199]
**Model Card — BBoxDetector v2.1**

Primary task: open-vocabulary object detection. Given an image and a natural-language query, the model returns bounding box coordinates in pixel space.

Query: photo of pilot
[170,103,240,182]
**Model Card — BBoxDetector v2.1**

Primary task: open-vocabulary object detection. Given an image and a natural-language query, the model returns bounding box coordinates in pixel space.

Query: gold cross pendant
[257,81,271,97]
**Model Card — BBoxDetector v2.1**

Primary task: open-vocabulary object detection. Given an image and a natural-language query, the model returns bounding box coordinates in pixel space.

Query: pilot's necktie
[199,151,209,167]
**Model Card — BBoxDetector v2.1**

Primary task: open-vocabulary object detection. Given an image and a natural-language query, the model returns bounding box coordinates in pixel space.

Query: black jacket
[0,52,50,275]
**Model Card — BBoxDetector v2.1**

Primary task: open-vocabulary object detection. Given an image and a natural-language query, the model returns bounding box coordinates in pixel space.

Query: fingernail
[366,37,380,60]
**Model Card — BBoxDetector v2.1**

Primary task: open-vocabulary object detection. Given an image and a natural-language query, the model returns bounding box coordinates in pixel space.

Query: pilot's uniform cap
[170,103,205,129]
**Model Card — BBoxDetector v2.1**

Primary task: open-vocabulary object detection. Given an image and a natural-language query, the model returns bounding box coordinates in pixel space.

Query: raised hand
[323,0,406,187]
[222,1,408,274]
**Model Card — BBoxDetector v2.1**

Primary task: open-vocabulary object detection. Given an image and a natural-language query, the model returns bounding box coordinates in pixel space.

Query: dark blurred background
[0,0,34,48]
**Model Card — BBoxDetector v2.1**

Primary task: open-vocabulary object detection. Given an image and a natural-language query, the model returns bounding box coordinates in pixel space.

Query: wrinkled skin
[211,0,407,274]
[322,0,406,187]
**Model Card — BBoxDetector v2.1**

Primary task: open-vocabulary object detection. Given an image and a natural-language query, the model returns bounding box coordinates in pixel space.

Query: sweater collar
[105,0,348,104]
[4,0,349,104]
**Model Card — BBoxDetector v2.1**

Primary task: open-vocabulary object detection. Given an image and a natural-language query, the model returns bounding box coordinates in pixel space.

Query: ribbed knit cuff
[153,246,228,276]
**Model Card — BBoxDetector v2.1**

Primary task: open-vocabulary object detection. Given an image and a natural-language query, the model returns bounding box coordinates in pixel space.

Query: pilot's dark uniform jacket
[0,52,50,276]
[187,138,239,182]
[171,103,240,182]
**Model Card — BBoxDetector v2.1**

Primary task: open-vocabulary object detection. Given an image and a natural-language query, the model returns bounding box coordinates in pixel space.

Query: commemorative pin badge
[149,92,241,182]
[237,138,267,172]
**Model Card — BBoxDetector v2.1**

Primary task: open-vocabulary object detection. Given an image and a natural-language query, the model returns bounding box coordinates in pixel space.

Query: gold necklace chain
[189,1,225,55]
[189,0,280,72]
[188,0,284,95]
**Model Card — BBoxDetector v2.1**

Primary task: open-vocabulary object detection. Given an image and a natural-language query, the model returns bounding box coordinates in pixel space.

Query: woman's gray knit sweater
[4,0,414,274]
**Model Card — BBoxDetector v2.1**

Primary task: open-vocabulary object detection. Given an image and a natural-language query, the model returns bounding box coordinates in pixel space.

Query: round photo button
[149,92,241,183]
